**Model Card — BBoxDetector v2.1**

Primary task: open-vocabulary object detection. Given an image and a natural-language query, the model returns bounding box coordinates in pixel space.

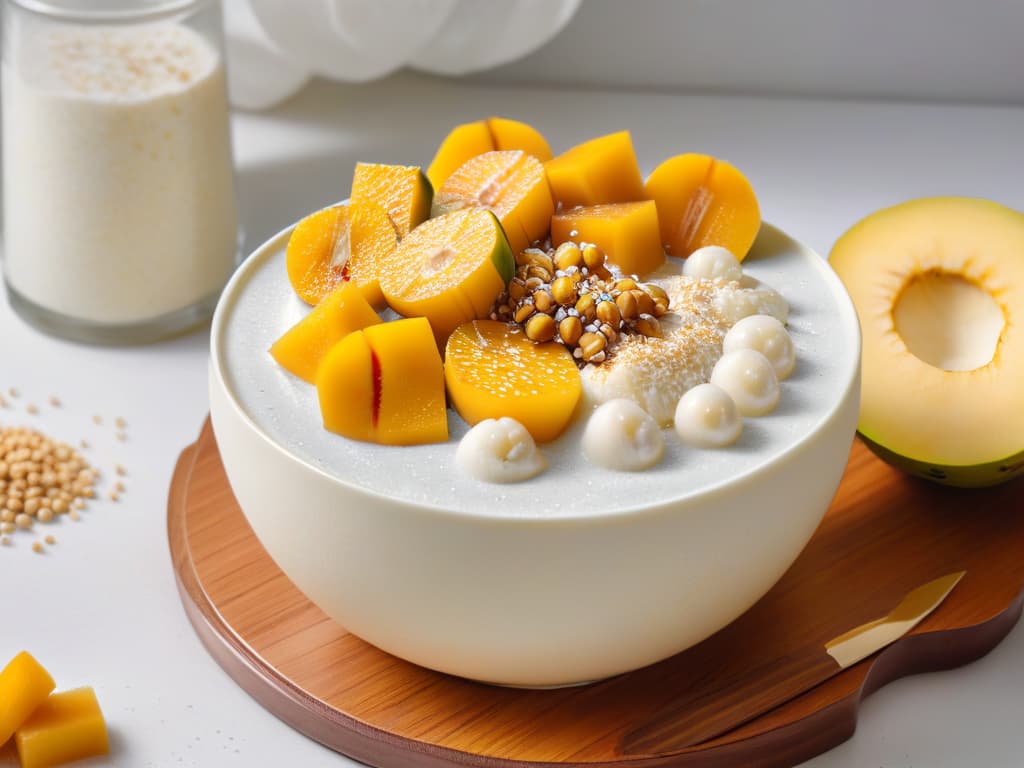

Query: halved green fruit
[830,196,1024,487]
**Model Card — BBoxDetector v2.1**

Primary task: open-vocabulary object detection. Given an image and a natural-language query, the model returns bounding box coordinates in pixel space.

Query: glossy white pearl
[674,383,743,448]
[723,314,796,379]
[455,417,547,483]
[583,399,665,471]
[710,349,780,416]
[682,245,743,282]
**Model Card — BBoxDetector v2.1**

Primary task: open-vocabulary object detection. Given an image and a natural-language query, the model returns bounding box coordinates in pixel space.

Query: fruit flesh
[643,153,761,261]
[350,162,432,238]
[15,687,109,768]
[378,208,513,343]
[0,652,55,747]
[445,320,582,443]
[433,150,554,255]
[317,318,448,446]
[365,319,448,446]
[285,202,397,308]
[830,196,1024,486]
[426,117,552,192]
[544,130,645,210]
[551,201,665,277]
[269,281,382,384]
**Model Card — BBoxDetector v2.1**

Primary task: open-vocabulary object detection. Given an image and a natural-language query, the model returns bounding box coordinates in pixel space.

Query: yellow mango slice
[350,162,432,238]
[551,201,665,277]
[365,319,448,446]
[445,320,582,443]
[544,130,645,210]
[427,120,493,192]
[15,688,109,768]
[433,150,554,255]
[643,153,761,261]
[317,318,447,446]
[0,652,55,747]
[426,117,553,191]
[285,201,398,308]
[488,117,553,161]
[379,208,513,343]
[317,329,375,443]
[269,281,382,384]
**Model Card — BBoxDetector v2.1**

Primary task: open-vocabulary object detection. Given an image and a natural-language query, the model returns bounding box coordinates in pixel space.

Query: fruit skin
[544,130,645,210]
[379,208,514,343]
[285,201,398,308]
[426,117,552,191]
[643,153,761,261]
[551,200,665,277]
[433,150,554,256]
[445,319,582,443]
[269,281,382,384]
[830,196,1024,487]
[316,317,447,446]
[350,162,432,238]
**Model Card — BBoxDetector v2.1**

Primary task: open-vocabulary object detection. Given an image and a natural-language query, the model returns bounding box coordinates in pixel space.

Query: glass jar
[2,0,239,344]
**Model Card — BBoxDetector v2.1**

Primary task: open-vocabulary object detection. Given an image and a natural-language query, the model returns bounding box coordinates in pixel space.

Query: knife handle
[623,650,840,754]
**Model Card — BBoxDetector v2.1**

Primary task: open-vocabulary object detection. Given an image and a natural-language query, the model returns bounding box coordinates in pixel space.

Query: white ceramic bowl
[209,222,860,687]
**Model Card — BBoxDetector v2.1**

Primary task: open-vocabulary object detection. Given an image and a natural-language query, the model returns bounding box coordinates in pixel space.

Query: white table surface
[1,73,1023,768]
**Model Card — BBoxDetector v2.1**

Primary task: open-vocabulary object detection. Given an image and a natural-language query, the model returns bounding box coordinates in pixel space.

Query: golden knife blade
[624,571,967,754]
[826,570,966,668]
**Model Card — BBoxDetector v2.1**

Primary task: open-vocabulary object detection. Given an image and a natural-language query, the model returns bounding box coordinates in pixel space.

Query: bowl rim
[210,216,861,524]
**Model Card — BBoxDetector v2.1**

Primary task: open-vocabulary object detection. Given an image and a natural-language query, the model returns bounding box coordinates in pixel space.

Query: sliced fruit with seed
[350,162,432,237]
[551,200,665,277]
[317,317,447,446]
[643,152,761,261]
[270,281,382,383]
[830,196,1024,487]
[285,201,397,307]
[379,208,514,342]
[432,150,554,255]
[544,130,644,210]
[445,319,582,443]
[426,117,553,191]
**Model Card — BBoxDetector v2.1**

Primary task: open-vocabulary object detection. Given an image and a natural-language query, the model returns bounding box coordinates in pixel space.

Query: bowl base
[168,417,1024,768]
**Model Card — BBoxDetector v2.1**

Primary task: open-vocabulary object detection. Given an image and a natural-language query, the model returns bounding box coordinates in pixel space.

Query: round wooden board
[168,419,1024,768]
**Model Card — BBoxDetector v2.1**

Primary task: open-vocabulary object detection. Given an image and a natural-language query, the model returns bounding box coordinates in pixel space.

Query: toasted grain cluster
[490,242,670,364]
[0,426,98,542]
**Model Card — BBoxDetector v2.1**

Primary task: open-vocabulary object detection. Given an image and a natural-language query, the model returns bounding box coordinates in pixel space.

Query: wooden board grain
[167,419,1024,768]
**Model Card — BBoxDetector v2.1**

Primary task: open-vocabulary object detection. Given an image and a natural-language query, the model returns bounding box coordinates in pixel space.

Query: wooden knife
[624,570,966,754]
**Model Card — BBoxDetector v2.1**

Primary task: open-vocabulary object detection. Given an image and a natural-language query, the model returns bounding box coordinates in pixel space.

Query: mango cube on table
[15,687,109,768]
[0,651,55,746]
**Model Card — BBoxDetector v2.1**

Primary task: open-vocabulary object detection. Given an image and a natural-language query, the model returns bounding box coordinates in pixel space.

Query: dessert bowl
[208,220,861,687]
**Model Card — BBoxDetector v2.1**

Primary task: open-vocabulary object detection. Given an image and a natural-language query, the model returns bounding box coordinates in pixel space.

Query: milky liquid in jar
[1,0,238,342]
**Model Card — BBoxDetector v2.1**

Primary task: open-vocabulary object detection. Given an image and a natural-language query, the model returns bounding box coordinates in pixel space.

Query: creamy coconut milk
[2,21,238,327]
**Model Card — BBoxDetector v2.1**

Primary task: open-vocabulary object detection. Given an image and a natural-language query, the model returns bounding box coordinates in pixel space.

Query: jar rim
[8,0,206,23]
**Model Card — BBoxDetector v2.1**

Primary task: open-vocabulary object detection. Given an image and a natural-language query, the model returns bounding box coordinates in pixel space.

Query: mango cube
[317,317,448,446]
[270,281,382,384]
[551,201,665,277]
[0,651,55,747]
[15,687,109,768]
[427,117,553,191]
[544,131,644,210]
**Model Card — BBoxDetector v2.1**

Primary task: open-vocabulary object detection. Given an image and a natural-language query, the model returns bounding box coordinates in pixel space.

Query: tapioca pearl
[583,399,665,471]
[455,417,547,483]
[723,314,796,379]
[682,246,743,282]
[674,383,743,448]
[710,349,780,416]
